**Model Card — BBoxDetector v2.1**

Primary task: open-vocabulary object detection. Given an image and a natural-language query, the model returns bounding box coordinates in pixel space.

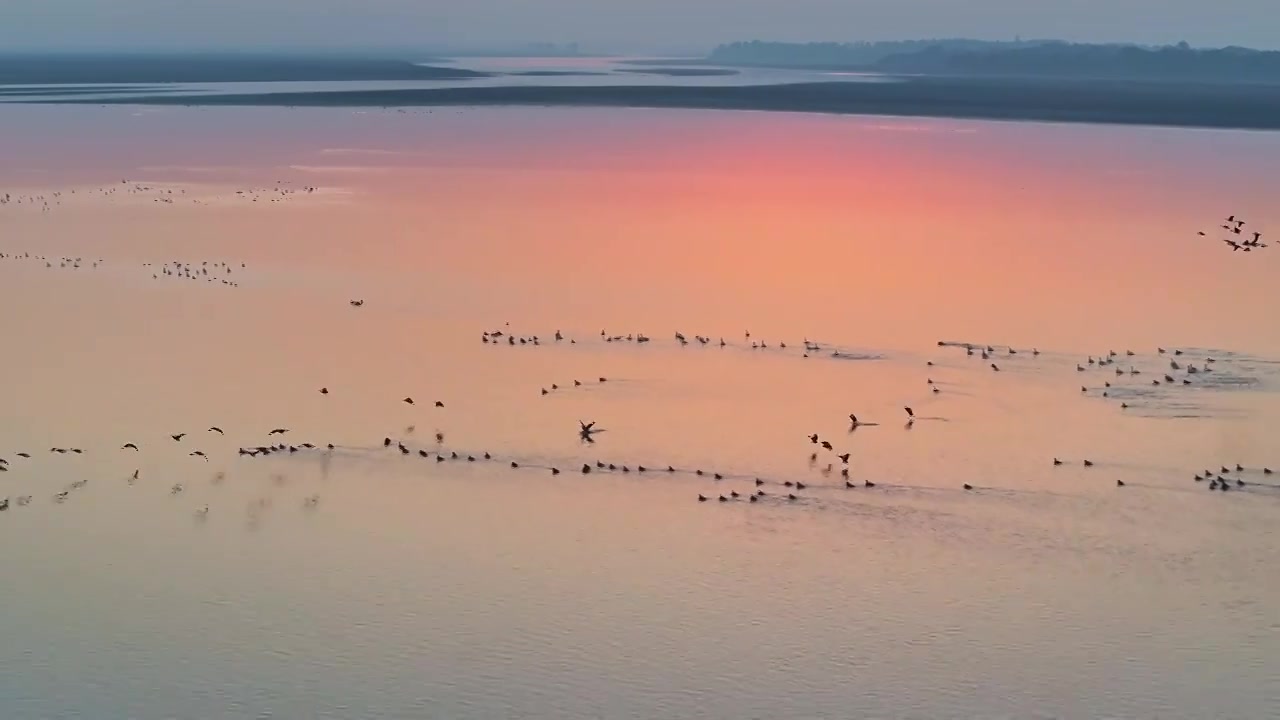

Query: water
[1,102,1278,719]
[0,56,893,104]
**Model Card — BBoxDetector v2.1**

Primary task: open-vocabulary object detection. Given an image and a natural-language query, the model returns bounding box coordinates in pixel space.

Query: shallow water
[1,104,1278,719]
[0,56,890,103]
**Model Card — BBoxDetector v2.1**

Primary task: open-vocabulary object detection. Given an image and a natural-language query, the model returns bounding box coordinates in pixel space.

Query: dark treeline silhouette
[709,40,1280,84]
[709,39,1047,68]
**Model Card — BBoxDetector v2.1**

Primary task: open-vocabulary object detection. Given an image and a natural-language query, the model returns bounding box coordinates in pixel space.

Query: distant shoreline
[36,77,1280,132]
[0,55,487,84]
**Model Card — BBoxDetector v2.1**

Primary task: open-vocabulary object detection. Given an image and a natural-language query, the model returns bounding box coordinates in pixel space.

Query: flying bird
[208,427,224,434]
[268,428,289,435]
[122,443,139,451]
[171,433,186,441]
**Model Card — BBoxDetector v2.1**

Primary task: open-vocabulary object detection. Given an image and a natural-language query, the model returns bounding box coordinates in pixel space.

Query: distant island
[708,40,1280,84]
[0,53,488,84]
[55,76,1280,132]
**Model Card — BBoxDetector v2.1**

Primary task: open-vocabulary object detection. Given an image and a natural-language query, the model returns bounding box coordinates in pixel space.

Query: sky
[2,0,1278,54]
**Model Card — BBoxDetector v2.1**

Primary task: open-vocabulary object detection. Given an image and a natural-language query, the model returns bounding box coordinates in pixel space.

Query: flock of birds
[0,178,333,290]
[9,319,1269,517]
[1,208,1276,519]
[1199,214,1268,253]
[0,179,321,211]
[0,251,246,288]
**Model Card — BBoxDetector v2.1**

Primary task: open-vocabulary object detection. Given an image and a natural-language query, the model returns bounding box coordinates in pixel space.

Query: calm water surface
[0,56,893,103]
[0,105,1278,719]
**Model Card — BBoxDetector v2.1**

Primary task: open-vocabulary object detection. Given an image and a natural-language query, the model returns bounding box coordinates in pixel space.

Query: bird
[838,453,850,464]
[963,484,973,490]
[122,443,139,451]
[171,433,186,441]
[269,428,289,435]
[1053,458,1063,465]
[864,480,876,488]
[1083,460,1094,467]
[821,441,833,450]
[403,397,414,405]
[435,401,444,407]
[208,427,224,434]
[698,494,707,502]
[1116,480,1125,487]
[904,407,914,420]
[189,451,208,461]
[320,387,329,395]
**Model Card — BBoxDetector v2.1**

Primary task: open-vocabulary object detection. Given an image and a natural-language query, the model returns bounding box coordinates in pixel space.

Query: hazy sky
[3,0,1278,54]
